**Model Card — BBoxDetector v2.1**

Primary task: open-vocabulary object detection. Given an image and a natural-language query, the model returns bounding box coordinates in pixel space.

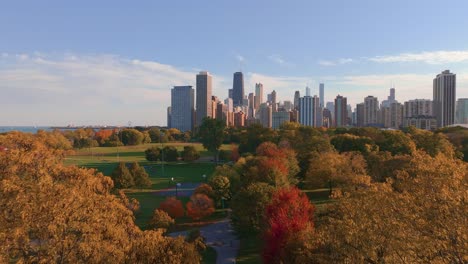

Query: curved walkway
[170,216,239,264]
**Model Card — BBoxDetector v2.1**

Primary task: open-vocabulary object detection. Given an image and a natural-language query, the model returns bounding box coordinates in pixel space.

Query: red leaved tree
[158,197,184,219]
[263,187,315,264]
[186,194,215,221]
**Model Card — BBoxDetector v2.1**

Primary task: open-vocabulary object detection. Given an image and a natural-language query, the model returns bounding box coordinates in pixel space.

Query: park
[64,142,330,263]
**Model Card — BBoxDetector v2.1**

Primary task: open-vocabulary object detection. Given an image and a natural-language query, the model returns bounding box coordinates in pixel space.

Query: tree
[181,145,200,161]
[314,151,468,263]
[198,117,226,163]
[231,183,275,235]
[111,162,135,188]
[145,146,161,161]
[120,129,145,146]
[148,209,175,230]
[263,187,316,264]
[0,132,199,263]
[94,129,114,146]
[304,151,368,190]
[186,194,215,221]
[330,133,377,154]
[238,123,278,154]
[407,126,456,157]
[208,175,231,204]
[163,146,179,162]
[158,197,185,219]
[194,183,214,200]
[129,162,152,188]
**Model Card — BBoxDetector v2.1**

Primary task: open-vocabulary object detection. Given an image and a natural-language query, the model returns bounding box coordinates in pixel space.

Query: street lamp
[169,177,174,188]
[160,131,165,179]
[176,183,181,197]
[202,174,207,183]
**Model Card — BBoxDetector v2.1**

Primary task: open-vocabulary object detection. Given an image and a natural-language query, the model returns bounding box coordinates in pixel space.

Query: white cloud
[0,53,197,126]
[319,58,353,66]
[369,50,468,64]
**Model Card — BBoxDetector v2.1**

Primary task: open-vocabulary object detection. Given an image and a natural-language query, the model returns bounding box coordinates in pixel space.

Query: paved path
[170,216,239,264]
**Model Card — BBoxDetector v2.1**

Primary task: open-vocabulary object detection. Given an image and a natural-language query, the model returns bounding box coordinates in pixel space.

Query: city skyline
[2,1,468,125]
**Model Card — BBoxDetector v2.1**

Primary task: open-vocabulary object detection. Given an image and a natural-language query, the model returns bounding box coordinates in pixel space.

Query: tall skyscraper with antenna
[233,72,244,107]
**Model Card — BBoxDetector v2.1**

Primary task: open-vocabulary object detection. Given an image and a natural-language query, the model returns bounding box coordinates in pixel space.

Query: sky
[1,0,468,126]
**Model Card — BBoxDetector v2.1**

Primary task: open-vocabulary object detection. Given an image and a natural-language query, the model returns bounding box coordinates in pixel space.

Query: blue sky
[1,0,468,126]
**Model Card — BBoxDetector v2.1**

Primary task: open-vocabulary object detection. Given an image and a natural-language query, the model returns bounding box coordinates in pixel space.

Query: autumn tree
[198,117,226,163]
[129,162,152,188]
[94,129,114,145]
[314,151,468,263]
[186,194,215,221]
[263,187,316,264]
[238,123,278,154]
[158,197,185,219]
[149,209,175,230]
[194,183,214,200]
[181,145,200,161]
[0,132,199,263]
[230,183,275,235]
[111,162,135,188]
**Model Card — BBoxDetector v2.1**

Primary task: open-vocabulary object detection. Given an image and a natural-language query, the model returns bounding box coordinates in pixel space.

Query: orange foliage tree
[263,187,315,264]
[186,194,215,221]
[158,197,185,219]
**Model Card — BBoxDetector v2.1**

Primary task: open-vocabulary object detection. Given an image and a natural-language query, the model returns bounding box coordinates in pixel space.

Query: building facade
[334,95,347,127]
[299,95,321,127]
[233,72,245,107]
[170,86,194,132]
[456,98,468,124]
[433,70,456,127]
[255,83,263,110]
[364,96,379,126]
[319,83,325,108]
[196,71,212,127]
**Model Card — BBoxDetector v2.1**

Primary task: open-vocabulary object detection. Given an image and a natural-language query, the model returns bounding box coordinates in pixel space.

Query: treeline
[0,132,203,263]
[35,127,192,149]
[202,122,467,263]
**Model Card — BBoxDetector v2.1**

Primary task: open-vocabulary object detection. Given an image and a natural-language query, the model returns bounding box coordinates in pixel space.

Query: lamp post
[160,131,165,179]
[169,177,174,188]
[202,174,207,183]
[176,183,181,197]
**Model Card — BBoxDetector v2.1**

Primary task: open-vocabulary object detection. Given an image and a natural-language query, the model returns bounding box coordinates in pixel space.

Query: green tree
[230,183,275,235]
[120,129,145,146]
[145,147,161,161]
[181,145,200,161]
[111,162,135,188]
[238,123,278,154]
[198,117,226,163]
[129,162,152,188]
[208,175,231,204]
[163,146,179,162]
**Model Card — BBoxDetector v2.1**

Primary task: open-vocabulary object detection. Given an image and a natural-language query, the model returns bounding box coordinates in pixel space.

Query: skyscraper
[356,103,364,127]
[259,103,272,128]
[381,87,397,108]
[196,71,212,127]
[171,86,194,132]
[456,98,468,124]
[233,72,244,107]
[305,86,311,96]
[319,83,324,108]
[433,70,456,127]
[299,95,321,127]
[248,93,255,118]
[364,96,379,126]
[271,90,277,112]
[255,83,263,110]
[294,91,300,110]
[334,95,347,127]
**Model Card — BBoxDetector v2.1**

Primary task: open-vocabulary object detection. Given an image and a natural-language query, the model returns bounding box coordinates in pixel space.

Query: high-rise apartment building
[171,86,194,131]
[299,95,321,127]
[248,93,255,118]
[255,83,263,110]
[356,103,364,127]
[433,70,456,127]
[271,90,277,112]
[196,71,212,127]
[364,96,379,126]
[402,99,435,130]
[294,91,300,110]
[233,72,244,107]
[456,98,468,124]
[272,111,290,129]
[258,103,272,128]
[319,83,325,108]
[334,95,347,127]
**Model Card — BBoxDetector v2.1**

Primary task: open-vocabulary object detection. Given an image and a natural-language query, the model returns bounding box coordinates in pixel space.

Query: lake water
[0,126,53,133]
